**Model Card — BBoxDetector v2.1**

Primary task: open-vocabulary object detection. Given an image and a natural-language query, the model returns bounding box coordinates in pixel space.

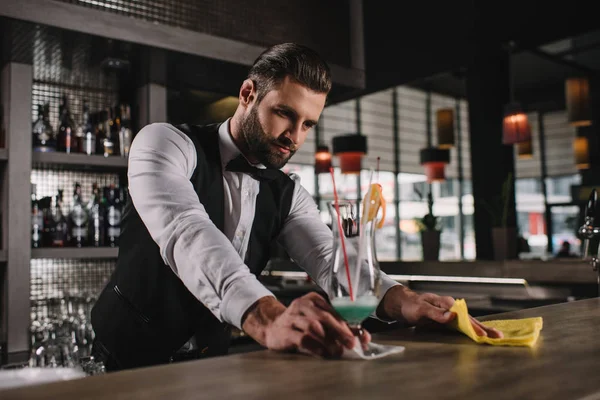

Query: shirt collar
[218,118,266,170]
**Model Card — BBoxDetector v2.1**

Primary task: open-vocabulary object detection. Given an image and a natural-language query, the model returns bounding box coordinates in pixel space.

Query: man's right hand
[242,292,358,358]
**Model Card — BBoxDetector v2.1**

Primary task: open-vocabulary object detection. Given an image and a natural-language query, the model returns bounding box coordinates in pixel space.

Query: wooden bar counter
[2,298,600,400]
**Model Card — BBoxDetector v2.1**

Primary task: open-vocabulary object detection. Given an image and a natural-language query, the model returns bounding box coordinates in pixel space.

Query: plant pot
[492,227,517,261]
[421,230,441,261]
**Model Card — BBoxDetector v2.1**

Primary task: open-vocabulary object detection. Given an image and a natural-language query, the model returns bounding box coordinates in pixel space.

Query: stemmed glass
[328,183,384,356]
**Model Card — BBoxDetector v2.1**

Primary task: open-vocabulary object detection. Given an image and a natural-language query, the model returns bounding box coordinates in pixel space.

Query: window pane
[546,174,581,204]
[551,205,582,257]
[515,178,546,256]
[283,163,315,196]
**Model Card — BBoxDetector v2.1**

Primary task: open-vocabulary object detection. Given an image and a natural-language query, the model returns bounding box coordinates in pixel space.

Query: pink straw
[329,167,354,301]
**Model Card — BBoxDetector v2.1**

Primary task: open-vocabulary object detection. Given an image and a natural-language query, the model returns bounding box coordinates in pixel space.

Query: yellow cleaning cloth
[448,299,543,347]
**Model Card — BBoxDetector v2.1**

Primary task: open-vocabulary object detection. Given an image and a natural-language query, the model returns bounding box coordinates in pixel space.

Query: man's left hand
[377,285,503,338]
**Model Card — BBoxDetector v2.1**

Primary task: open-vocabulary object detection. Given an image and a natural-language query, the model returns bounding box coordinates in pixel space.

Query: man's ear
[239,79,256,107]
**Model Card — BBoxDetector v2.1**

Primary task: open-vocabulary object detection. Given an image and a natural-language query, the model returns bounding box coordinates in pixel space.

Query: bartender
[90,42,501,372]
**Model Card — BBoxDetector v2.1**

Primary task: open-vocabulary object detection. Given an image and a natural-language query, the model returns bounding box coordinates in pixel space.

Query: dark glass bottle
[57,95,76,153]
[105,183,121,247]
[32,103,56,152]
[69,182,88,247]
[87,183,105,247]
[51,189,69,247]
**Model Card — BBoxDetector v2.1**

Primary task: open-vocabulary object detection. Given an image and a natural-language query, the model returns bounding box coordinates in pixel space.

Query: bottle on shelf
[31,184,43,248]
[79,101,96,156]
[87,183,106,247]
[105,183,121,247]
[119,103,133,158]
[32,103,56,152]
[57,95,77,154]
[69,182,88,247]
[39,196,53,247]
[102,108,115,157]
[51,189,69,247]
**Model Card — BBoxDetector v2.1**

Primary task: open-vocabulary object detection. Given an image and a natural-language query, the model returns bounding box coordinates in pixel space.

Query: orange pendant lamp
[315,144,332,174]
[420,147,450,183]
[573,136,590,170]
[565,77,592,127]
[436,108,455,149]
[502,42,531,145]
[332,134,367,174]
[503,102,531,145]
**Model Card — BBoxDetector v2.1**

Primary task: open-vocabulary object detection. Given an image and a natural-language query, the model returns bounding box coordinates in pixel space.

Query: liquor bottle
[87,183,105,247]
[119,104,133,157]
[31,184,43,248]
[32,103,56,152]
[38,196,53,247]
[105,183,121,247]
[102,108,115,157]
[57,95,76,153]
[79,101,96,155]
[69,182,88,247]
[51,189,69,247]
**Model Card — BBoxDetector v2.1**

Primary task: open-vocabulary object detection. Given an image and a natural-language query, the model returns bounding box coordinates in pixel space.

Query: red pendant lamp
[332,134,367,174]
[503,102,532,145]
[315,144,332,174]
[502,42,531,145]
[420,147,450,183]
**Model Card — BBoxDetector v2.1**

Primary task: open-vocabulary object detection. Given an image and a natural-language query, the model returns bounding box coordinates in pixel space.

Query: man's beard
[239,107,297,169]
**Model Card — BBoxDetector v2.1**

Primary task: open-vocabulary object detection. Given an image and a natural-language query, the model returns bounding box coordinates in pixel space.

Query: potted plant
[415,189,442,261]
[482,173,517,260]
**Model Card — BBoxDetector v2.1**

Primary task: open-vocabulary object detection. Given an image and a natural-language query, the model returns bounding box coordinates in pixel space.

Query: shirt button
[243,189,249,197]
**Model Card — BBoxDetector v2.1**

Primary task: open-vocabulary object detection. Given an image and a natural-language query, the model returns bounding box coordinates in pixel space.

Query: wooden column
[1,62,33,364]
[465,42,517,260]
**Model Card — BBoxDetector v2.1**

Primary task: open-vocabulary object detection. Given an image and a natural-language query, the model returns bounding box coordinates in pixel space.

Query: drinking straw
[329,167,354,301]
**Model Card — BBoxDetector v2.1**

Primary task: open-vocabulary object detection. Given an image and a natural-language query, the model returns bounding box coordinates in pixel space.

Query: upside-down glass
[328,199,382,355]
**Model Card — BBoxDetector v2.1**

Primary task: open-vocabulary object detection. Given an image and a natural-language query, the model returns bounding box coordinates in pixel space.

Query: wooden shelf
[0,249,7,262]
[31,247,119,259]
[0,148,7,161]
[32,152,128,171]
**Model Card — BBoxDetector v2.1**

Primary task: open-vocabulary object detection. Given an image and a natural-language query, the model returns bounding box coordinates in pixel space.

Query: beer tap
[577,188,600,296]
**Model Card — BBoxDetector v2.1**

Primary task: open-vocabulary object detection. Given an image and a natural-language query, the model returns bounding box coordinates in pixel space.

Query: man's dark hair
[248,43,332,102]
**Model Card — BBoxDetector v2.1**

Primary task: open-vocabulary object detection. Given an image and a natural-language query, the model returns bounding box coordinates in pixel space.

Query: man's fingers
[299,304,355,348]
[469,316,503,338]
[292,317,327,340]
[422,293,455,310]
[295,332,327,358]
[421,302,456,324]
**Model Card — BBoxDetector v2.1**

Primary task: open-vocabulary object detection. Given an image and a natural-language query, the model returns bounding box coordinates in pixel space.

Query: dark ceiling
[359,2,600,111]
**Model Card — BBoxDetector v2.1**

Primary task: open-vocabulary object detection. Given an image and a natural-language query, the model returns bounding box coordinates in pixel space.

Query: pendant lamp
[332,134,367,174]
[436,108,454,149]
[503,103,532,145]
[503,42,531,145]
[315,144,332,174]
[573,136,590,170]
[565,77,592,127]
[420,147,450,183]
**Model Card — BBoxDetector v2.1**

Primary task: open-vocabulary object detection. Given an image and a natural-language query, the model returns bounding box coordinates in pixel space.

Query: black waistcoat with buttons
[90,123,295,370]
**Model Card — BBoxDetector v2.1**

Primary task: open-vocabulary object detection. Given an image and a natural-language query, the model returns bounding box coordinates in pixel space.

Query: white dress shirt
[127,119,400,331]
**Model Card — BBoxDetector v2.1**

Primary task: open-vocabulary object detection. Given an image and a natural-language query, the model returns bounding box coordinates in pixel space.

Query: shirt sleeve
[277,174,401,323]
[127,123,274,329]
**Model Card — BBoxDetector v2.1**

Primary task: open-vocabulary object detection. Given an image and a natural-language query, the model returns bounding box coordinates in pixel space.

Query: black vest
[91,123,295,370]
